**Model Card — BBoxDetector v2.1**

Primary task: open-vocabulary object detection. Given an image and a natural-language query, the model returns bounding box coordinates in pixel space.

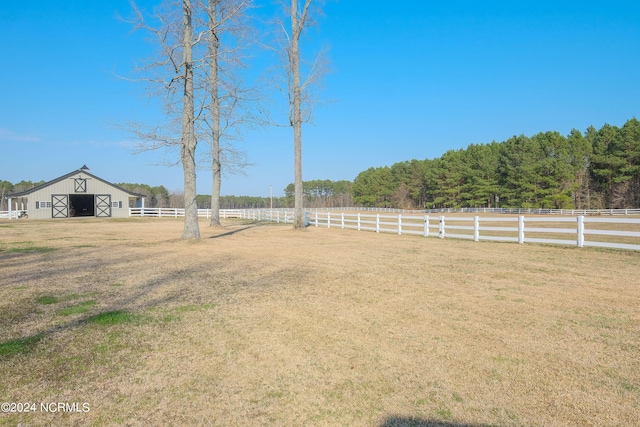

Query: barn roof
[6,166,145,198]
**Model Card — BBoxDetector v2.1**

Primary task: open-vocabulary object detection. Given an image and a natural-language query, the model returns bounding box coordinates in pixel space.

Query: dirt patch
[0,217,639,426]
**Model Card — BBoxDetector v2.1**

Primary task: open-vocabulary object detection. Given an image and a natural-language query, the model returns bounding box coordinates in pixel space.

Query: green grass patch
[174,303,216,313]
[434,405,452,420]
[0,333,44,357]
[87,310,140,325]
[161,314,182,323]
[58,300,97,316]
[154,304,216,323]
[6,245,56,254]
[36,295,58,305]
[620,379,638,393]
[452,392,464,403]
[93,331,128,355]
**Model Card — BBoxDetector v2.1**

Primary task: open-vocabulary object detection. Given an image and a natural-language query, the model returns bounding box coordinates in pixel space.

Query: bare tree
[273,0,328,229]
[290,0,308,228]
[181,0,200,238]
[124,0,257,231]
[200,0,257,227]
[207,0,222,227]
[122,0,199,238]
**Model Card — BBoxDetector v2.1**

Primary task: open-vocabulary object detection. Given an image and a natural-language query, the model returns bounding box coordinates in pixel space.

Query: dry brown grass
[0,217,639,426]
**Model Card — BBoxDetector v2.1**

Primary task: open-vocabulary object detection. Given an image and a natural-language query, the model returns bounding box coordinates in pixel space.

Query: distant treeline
[3,118,638,211]
[115,180,355,209]
[353,118,640,209]
[194,180,354,209]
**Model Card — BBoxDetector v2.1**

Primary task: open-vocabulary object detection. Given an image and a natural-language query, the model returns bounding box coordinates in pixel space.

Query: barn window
[74,179,87,193]
[37,201,52,209]
[111,201,122,208]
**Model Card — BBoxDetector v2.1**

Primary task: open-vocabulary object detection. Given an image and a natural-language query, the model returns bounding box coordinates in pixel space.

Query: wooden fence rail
[304,211,640,251]
[223,209,640,252]
[128,208,245,219]
[7,206,637,251]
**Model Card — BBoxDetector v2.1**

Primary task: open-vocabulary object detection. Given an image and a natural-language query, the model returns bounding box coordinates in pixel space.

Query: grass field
[0,217,639,426]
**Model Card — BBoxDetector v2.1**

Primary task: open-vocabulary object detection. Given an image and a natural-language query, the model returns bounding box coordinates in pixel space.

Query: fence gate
[51,195,68,218]
[95,195,112,218]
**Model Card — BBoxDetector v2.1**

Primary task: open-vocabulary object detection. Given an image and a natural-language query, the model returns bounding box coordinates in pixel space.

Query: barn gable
[5,166,144,219]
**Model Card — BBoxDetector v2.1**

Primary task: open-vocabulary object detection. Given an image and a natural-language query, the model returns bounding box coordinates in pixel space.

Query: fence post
[439,216,445,239]
[474,216,480,242]
[314,211,317,227]
[341,212,345,229]
[376,214,380,233]
[398,214,402,235]
[577,216,585,248]
[357,213,361,231]
[424,215,429,237]
[328,212,331,229]
[518,216,525,244]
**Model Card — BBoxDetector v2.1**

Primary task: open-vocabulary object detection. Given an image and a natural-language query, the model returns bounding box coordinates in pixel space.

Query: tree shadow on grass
[208,224,257,239]
[380,417,497,427]
[0,279,181,359]
[0,240,314,360]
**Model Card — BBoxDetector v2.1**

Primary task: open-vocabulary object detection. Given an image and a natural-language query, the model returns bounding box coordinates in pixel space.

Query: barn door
[51,195,68,218]
[95,195,111,217]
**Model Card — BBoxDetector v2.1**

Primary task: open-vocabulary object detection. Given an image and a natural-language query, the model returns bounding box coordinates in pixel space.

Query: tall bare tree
[125,0,256,231]
[181,0,200,238]
[290,0,309,228]
[123,0,200,238]
[201,0,256,227]
[125,0,260,235]
[207,0,222,227]
[273,0,327,229]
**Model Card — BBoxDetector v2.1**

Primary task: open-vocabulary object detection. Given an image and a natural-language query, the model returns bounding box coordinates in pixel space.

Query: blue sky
[1,1,639,197]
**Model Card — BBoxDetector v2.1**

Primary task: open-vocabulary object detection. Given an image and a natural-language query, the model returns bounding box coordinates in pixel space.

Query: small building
[5,165,145,220]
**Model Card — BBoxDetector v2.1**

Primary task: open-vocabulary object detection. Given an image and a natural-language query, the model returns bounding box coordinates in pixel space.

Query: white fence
[128,208,244,219]
[4,206,640,220]
[128,208,296,222]
[126,207,640,218]
[222,209,640,252]
[0,211,20,219]
[304,211,640,251]
[5,206,640,251]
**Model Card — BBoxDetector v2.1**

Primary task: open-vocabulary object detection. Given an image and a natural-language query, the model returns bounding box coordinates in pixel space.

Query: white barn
[5,166,145,220]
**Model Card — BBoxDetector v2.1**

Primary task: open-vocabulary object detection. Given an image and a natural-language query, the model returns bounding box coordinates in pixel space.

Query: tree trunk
[209,0,222,227]
[181,0,200,239]
[291,0,308,229]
